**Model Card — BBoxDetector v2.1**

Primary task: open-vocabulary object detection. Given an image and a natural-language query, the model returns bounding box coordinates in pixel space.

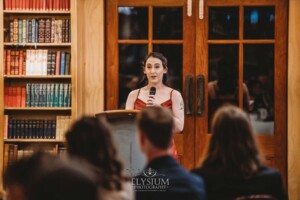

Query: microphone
[147,87,156,106]
[149,87,156,95]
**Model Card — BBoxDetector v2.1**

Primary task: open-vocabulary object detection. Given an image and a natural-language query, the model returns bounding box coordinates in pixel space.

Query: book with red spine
[23,51,26,75]
[4,87,9,107]
[6,50,11,75]
[17,87,22,107]
[49,0,53,11]
[21,87,26,107]
[4,49,7,75]
[10,50,15,75]
[12,87,17,107]
[31,0,38,10]
[14,50,19,75]
[55,51,60,75]
[19,50,24,75]
[29,0,33,10]
[12,0,16,10]
[15,0,19,10]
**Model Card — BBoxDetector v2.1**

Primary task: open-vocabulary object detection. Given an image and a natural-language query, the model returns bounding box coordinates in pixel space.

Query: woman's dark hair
[139,52,168,86]
[203,105,264,178]
[66,116,125,190]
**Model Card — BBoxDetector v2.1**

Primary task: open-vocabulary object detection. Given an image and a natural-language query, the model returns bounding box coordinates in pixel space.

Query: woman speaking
[125,52,184,158]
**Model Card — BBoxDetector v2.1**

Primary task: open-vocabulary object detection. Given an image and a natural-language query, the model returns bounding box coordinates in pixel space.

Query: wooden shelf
[4,139,65,143]
[4,75,72,79]
[0,0,76,192]
[4,107,72,111]
[4,42,71,47]
[4,10,71,14]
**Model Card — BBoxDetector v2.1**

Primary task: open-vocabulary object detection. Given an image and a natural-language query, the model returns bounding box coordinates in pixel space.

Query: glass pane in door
[118,44,148,108]
[244,44,274,134]
[153,44,183,92]
[244,6,275,39]
[208,44,239,131]
[209,7,239,40]
[118,7,148,39]
[153,7,183,39]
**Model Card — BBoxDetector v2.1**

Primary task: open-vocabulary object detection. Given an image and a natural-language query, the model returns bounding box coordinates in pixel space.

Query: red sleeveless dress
[133,89,178,159]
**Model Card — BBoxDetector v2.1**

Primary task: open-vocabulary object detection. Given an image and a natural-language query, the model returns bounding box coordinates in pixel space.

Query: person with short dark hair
[65,116,134,200]
[192,105,287,200]
[134,106,205,200]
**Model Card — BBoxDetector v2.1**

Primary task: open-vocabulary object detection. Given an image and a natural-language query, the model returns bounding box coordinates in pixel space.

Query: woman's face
[144,56,167,85]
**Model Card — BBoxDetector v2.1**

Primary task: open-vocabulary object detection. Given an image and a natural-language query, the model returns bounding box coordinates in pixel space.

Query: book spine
[10,21,14,42]
[6,50,11,75]
[51,51,56,75]
[28,19,32,43]
[31,19,35,43]
[47,51,52,75]
[38,19,45,43]
[18,19,23,43]
[13,19,18,43]
[22,19,27,43]
[65,52,70,75]
[60,51,65,75]
[50,18,55,43]
[26,83,31,107]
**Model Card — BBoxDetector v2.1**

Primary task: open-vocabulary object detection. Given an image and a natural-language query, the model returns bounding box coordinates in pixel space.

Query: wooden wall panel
[77,0,104,117]
[288,0,300,199]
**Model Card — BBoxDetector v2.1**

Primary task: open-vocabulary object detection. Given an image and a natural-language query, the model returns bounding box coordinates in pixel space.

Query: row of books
[3,144,67,169]
[4,0,70,11]
[4,83,72,108]
[3,115,71,140]
[4,49,71,75]
[9,18,70,43]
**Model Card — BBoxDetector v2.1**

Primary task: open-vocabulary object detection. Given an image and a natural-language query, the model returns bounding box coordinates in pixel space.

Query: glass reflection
[119,44,148,108]
[118,7,148,39]
[244,44,274,134]
[244,6,275,39]
[153,45,183,92]
[209,7,239,39]
[153,7,183,40]
[208,45,241,131]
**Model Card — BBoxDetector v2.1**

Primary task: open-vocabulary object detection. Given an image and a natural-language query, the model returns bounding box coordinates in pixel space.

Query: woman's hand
[146,94,160,107]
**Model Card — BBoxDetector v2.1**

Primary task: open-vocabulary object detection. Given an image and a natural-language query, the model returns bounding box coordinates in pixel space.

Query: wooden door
[105,0,288,181]
[105,0,196,168]
[195,0,288,183]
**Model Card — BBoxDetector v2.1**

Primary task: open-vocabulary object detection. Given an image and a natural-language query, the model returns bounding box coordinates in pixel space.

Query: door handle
[199,0,204,19]
[197,75,204,116]
[185,75,193,115]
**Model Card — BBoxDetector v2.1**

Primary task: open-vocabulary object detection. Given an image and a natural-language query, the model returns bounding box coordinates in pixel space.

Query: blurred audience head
[66,116,125,190]
[4,151,98,200]
[203,105,264,178]
[4,152,60,200]
[30,159,98,200]
[137,106,174,151]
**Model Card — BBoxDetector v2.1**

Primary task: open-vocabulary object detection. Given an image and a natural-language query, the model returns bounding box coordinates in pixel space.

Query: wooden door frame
[105,0,197,169]
[195,0,288,185]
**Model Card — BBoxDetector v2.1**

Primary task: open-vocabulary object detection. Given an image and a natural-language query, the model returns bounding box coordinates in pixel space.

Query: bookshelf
[0,0,77,191]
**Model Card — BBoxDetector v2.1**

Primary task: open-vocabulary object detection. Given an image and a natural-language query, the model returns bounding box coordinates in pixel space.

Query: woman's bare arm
[171,90,185,133]
[125,90,138,109]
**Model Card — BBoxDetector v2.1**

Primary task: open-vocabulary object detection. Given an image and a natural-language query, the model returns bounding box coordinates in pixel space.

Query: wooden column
[288,0,300,199]
[77,0,105,116]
